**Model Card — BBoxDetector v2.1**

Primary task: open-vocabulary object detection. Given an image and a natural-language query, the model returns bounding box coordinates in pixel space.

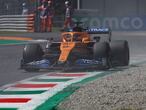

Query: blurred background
[0,0,146,16]
[0,0,146,31]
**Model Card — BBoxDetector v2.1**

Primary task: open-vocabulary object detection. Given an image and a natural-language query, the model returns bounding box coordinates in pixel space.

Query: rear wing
[86,28,112,41]
[86,28,110,34]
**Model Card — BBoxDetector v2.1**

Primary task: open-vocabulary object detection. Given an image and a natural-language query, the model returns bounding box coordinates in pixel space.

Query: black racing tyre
[23,43,44,63]
[22,43,44,72]
[110,40,129,66]
[93,42,110,69]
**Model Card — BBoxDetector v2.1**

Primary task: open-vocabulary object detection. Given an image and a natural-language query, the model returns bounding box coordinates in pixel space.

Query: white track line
[20,81,63,84]
[0,95,37,98]
[5,87,51,91]
[0,103,25,108]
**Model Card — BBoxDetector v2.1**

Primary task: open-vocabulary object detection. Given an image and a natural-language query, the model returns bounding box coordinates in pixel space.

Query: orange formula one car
[20,22,129,72]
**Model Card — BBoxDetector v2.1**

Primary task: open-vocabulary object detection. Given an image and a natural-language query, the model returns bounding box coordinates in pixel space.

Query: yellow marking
[0,37,32,41]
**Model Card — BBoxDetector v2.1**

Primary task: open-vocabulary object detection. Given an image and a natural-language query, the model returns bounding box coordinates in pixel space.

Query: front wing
[21,58,109,71]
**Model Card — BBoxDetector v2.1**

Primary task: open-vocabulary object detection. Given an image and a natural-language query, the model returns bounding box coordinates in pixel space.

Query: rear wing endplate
[86,28,112,41]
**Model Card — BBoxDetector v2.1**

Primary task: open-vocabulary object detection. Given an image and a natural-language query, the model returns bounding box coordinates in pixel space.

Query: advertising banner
[73,16,146,31]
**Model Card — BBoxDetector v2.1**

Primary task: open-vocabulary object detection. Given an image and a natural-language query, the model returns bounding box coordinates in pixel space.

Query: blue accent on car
[75,59,102,66]
[28,59,50,69]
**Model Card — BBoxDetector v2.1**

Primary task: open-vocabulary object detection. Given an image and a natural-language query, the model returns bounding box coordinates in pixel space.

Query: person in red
[63,1,73,29]
[46,0,54,32]
[38,0,54,32]
[38,0,48,32]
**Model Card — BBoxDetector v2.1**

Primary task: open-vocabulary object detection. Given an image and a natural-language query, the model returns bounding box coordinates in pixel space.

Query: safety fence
[0,14,35,32]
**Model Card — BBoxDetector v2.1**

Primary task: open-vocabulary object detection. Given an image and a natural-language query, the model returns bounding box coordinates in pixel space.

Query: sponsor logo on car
[76,59,102,65]
[28,59,50,68]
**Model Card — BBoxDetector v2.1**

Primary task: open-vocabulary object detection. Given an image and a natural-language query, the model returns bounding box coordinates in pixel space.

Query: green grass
[0,40,26,45]
[0,31,27,34]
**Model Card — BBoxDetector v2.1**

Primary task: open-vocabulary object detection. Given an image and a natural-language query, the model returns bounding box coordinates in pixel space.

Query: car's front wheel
[22,43,44,72]
[93,42,110,69]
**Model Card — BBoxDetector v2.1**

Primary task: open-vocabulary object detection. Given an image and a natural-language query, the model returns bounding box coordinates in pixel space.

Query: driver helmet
[22,3,26,6]
[65,1,69,6]
[48,0,51,4]
[64,34,71,42]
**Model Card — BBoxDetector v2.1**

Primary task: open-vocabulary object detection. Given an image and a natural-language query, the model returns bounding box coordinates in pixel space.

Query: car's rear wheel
[110,40,129,66]
[22,43,44,72]
[93,42,110,69]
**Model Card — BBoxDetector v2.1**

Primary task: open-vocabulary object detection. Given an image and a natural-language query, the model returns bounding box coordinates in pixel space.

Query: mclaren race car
[20,23,129,72]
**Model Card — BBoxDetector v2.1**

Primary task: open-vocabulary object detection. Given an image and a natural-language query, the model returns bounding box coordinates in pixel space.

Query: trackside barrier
[0,14,35,32]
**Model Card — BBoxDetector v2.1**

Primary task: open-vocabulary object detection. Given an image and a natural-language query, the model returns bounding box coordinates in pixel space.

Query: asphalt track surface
[0,31,146,87]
